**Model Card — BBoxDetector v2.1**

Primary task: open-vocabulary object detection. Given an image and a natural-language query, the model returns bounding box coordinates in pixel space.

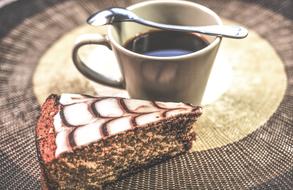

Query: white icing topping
[94,98,123,117]
[135,112,162,126]
[156,102,191,109]
[59,93,90,105]
[107,116,132,135]
[165,109,191,117]
[53,93,201,157]
[124,99,158,113]
[73,120,104,146]
[55,129,73,157]
[53,112,63,133]
[63,103,95,126]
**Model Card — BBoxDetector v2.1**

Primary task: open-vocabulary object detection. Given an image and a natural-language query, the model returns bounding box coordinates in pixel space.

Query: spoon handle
[135,19,248,39]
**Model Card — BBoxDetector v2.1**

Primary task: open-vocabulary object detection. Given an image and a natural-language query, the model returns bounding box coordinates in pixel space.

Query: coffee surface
[124,31,209,57]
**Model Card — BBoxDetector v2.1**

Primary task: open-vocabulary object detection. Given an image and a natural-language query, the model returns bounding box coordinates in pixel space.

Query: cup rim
[108,0,222,60]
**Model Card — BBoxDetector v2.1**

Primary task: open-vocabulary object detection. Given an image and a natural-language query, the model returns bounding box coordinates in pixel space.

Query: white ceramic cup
[72,0,222,104]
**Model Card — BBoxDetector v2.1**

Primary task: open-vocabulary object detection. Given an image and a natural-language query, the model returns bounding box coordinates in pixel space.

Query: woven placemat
[0,0,292,189]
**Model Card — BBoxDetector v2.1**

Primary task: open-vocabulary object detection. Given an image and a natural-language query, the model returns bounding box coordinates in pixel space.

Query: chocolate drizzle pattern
[53,94,202,157]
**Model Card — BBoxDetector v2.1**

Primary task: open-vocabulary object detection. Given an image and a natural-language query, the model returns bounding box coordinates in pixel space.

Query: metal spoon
[87,7,248,39]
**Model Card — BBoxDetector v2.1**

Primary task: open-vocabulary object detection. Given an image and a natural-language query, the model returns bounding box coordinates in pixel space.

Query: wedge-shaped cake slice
[35,93,202,189]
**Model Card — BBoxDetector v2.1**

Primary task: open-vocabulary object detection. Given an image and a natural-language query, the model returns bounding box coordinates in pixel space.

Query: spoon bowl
[87,8,139,26]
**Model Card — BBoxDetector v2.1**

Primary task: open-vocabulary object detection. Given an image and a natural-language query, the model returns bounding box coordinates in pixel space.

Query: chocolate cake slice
[35,93,202,189]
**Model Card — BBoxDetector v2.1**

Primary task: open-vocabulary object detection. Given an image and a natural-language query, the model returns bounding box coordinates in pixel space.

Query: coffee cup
[72,0,222,104]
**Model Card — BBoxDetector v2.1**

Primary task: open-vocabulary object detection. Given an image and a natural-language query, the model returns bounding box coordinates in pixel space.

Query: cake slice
[35,93,202,189]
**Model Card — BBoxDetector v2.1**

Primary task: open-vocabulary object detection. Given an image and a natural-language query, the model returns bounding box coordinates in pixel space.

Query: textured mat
[0,0,293,189]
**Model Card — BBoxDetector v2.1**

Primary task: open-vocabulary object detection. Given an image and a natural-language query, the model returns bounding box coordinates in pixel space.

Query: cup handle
[72,34,125,89]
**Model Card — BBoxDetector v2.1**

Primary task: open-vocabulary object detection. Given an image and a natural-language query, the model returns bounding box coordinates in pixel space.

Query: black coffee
[124,30,209,57]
